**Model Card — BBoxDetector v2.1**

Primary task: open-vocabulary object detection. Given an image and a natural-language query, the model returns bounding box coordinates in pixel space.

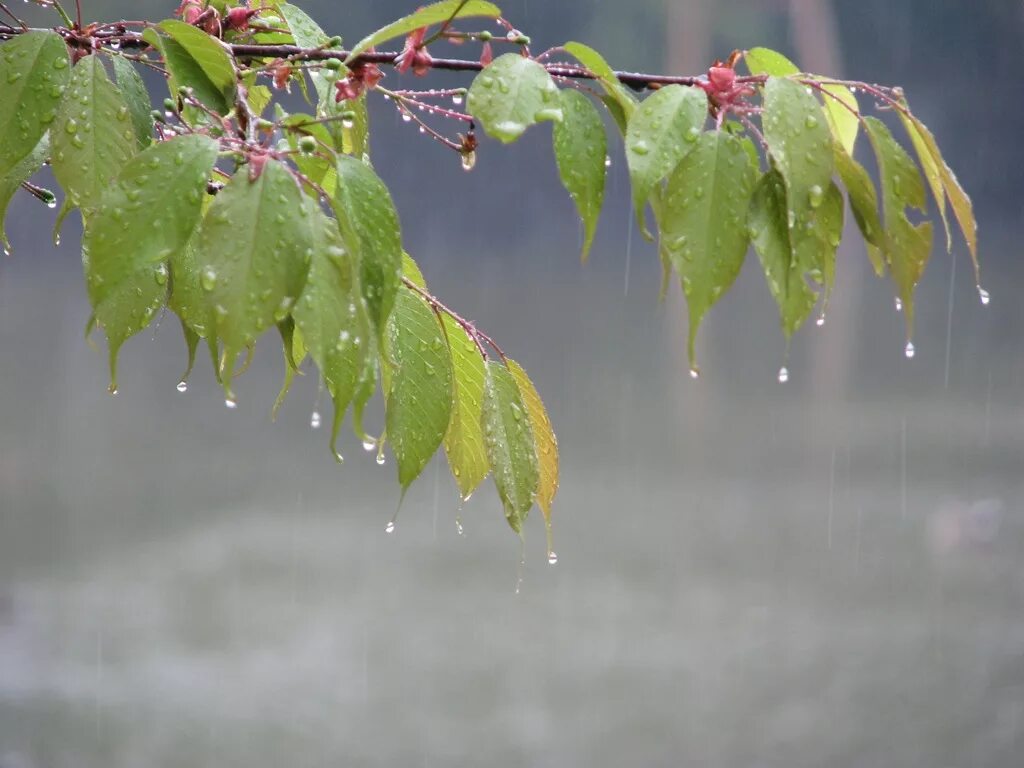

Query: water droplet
[310,410,322,429]
[804,115,819,129]
[176,380,188,393]
[455,517,465,536]
[460,150,476,172]
[977,286,990,306]
[362,438,376,452]
[225,397,238,409]
[401,110,412,122]
[108,386,119,396]
[816,314,826,327]
[452,93,463,105]
[630,140,650,156]
[385,521,396,533]
[46,198,57,209]
[154,264,168,285]
[894,296,903,312]
[685,126,700,143]
[808,184,824,209]
[904,341,915,359]
[547,551,558,565]
[777,366,789,383]
[376,451,386,466]
[200,267,217,291]
[604,155,611,167]
[689,368,699,380]
[64,118,78,135]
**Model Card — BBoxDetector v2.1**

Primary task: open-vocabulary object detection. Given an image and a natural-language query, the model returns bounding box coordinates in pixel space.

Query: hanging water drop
[310,410,322,429]
[385,521,396,534]
[401,110,412,123]
[46,198,57,209]
[977,286,990,306]
[547,551,558,565]
[904,341,915,359]
[604,155,611,167]
[455,517,465,536]
[808,184,824,209]
[452,91,464,105]
[816,314,826,327]
[777,366,789,383]
[894,296,903,312]
[689,368,699,380]
[225,397,238,409]
[362,438,376,452]
[460,150,476,171]
[376,450,386,466]
[176,380,188,393]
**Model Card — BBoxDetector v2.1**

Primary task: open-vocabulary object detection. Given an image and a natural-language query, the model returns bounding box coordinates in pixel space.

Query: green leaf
[51,56,137,212]
[898,106,977,281]
[339,94,370,159]
[383,282,454,490]
[111,55,154,148]
[283,113,336,189]
[346,0,502,62]
[467,54,563,144]
[507,359,557,525]
[749,171,816,339]
[564,41,637,125]
[660,131,757,370]
[0,31,68,173]
[743,47,799,76]
[863,116,934,341]
[169,195,215,340]
[292,202,373,461]
[153,20,237,113]
[83,134,218,388]
[833,144,884,256]
[278,3,333,102]
[272,318,307,420]
[624,85,707,234]
[762,77,834,223]
[817,82,859,156]
[441,316,489,501]
[194,159,313,393]
[552,88,606,261]
[482,359,538,534]
[332,155,402,334]
[0,134,49,252]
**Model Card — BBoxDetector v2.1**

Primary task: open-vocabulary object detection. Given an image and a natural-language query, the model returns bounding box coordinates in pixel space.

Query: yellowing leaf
[507,359,557,524]
[347,0,501,62]
[442,316,489,500]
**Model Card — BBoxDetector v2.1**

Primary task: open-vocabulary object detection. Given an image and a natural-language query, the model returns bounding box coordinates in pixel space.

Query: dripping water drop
[176,380,188,393]
[547,551,558,565]
[894,296,903,312]
[310,410,321,429]
[385,521,395,534]
[977,286,990,306]
[904,341,915,359]
[816,314,826,327]
[777,366,789,383]
[689,368,699,380]
[225,397,238,409]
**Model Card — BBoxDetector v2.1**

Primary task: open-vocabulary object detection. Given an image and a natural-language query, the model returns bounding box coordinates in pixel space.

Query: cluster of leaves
[0,0,979,548]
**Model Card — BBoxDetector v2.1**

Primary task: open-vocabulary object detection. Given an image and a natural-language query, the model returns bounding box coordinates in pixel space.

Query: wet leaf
[507,359,557,523]
[279,3,333,102]
[111,55,154,148]
[898,106,977,282]
[83,134,218,388]
[659,130,757,369]
[442,316,488,500]
[293,202,372,461]
[564,41,636,125]
[625,84,707,234]
[552,88,606,261]
[864,116,933,341]
[743,47,799,77]
[833,144,884,260]
[467,53,563,144]
[762,77,834,243]
[0,31,68,176]
[194,159,313,393]
[0,135,49,252]
[817,82,859,156]
[150,21,236,113]
[383,281,453,490]
[482,359,538,534]
[331,155,402,334]
[50,56,136,213]
[347,0,501,62]
[272,318,307,420]
[749,171,816,339]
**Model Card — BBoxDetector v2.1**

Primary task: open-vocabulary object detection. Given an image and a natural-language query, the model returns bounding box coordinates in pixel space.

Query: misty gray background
[2,1,1024,766]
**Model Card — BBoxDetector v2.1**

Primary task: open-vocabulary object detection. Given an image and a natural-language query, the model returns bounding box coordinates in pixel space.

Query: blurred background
[2,1,1024,766]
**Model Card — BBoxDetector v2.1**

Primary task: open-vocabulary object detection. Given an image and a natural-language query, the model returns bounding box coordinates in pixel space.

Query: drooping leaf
[272,318,307,420]
[749,171,816,339]
[0,31,68,173]
[813,181,845,308]
[50,56,136,213]
[482,359,538,534]
[863,116,934,341]
[507,359,557,524]
[552,88,606,261]
[743,47,799,77]
[194,159,313,393]
[332,155,402,334]
[177,317,201,389]
[346,0,502,62]
[111,55,154,148]
[149,20,237,113]
[624,84,707,234]
[762,77,834,240]
[441,316,489,501]
[82,134,218,388]
[563,41,636,126]
[383,281,454,490]
[0,135,49,252]
[659,130,757,369]
[292,203,372,461]
[169,193,216,340]
[467,53,563,144]
[898,106,977,282]
[817,82,859,156]
[833,144,884,256]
